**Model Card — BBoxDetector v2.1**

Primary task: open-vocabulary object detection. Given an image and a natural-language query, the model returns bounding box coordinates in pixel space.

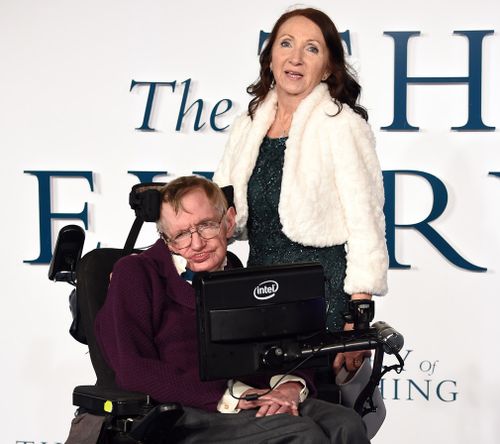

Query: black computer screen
[194,262,328,381]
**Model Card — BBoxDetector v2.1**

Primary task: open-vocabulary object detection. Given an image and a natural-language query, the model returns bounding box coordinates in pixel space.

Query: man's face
[160,188,236,272]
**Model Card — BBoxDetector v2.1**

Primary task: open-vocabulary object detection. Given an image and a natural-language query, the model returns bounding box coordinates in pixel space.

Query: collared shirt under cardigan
[214,83,388,296]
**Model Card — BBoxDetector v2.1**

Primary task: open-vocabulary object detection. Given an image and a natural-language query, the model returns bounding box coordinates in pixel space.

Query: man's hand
[333,316,372,374]
[237,382,302,417]
[333,349,372,374]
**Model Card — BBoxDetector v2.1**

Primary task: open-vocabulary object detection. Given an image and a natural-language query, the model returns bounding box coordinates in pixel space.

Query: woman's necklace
[276,112,292,138]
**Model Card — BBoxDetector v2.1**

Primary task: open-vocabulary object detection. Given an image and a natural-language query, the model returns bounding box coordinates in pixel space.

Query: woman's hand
[237,382,302,417]
[334,293,373,374]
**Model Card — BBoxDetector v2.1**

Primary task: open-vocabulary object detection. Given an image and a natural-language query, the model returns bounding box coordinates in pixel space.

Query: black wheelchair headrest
[129,182,235,223]
[129,183,166,222]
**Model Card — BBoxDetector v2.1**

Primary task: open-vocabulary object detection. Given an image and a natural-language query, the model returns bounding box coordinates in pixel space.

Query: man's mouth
[189,252,211,263]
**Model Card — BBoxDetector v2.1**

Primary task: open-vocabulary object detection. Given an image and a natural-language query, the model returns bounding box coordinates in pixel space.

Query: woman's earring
[322,73,329,81]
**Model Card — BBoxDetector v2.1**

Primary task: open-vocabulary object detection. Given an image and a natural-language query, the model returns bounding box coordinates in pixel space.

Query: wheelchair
[48,182,404,443]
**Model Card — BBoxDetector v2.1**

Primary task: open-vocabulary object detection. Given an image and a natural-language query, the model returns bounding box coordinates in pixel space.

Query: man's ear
[225,206,237,238]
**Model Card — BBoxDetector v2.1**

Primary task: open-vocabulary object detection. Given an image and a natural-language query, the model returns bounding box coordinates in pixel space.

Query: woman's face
[270,15,330,103]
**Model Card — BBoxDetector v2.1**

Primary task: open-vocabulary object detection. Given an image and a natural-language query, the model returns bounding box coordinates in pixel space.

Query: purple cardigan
[95,239,315,412]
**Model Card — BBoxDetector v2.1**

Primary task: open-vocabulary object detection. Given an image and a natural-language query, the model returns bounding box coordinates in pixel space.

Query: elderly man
[95,176,369,443]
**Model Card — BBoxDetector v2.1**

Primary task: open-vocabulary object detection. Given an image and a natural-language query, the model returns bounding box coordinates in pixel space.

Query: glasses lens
[171,232,192,249]
[169,216,224,248]
[198,222,221,240]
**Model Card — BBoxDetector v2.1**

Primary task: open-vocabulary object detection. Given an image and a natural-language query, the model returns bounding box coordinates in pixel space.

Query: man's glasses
[162,214,225,249]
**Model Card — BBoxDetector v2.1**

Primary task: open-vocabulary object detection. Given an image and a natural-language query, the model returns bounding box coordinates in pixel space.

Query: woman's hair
[157,175,228,232]
[246,7,368,121]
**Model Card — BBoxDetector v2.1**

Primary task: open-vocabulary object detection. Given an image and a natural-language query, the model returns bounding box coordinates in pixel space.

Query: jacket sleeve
[213,113,247,187]
[213,113,251,240]
[94,255,227,410]
[328,113,388,296]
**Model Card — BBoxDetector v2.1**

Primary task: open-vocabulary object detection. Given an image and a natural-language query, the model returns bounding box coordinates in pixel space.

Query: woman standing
[214,7,388,374]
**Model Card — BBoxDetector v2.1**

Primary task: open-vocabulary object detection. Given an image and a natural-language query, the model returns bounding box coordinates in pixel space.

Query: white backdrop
[2,0,499,443]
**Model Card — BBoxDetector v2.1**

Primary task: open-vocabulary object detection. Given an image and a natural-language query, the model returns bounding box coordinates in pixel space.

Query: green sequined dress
[247,136,349,331]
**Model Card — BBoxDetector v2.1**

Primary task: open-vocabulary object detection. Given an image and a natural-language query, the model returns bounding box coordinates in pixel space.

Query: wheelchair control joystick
[343,300,375,330]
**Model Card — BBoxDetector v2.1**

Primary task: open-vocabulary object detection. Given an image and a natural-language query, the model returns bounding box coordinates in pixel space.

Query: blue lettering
[24,171,93,264]
[192,171,214,180]
[382,30,494,131]
[258,30,269,54]
[130,80,176,131]
[210,99,233,131]
[176,78,205,131]
[379,378,385,399]
[380,378,401,400]
[340,31,352,55]
[407,379,430,401]
[128,171,168,183]
[399,349,413,372]
[380,378,458,402]
[436,379,458,402]
[383,170,486,271]
[394,378,400,400]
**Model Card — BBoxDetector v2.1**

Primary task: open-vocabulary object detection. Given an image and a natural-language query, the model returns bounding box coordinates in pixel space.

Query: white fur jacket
[214,83,388,296]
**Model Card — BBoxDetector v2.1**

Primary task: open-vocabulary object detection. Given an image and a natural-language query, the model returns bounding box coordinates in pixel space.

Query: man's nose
[190,231,205,250]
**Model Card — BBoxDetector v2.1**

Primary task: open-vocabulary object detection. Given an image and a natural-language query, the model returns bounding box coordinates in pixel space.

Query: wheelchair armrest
[73,385,154,417]
[129,403,184,442]
[73,385,183,442]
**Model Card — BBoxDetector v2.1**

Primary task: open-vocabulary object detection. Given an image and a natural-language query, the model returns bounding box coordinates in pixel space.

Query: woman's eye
[280,40,291,48]
[307,45,319,54]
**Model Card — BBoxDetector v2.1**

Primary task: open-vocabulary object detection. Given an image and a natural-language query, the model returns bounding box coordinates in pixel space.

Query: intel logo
[253,280,279,300]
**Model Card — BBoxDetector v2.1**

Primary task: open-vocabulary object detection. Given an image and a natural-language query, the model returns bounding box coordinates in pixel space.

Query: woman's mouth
[285,70,303,80]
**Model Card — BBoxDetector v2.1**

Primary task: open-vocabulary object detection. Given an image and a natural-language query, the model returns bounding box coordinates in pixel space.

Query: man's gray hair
[156,175,228,234]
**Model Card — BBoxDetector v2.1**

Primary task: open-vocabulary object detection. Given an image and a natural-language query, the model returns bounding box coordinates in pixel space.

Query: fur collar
[228,83,338,234]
